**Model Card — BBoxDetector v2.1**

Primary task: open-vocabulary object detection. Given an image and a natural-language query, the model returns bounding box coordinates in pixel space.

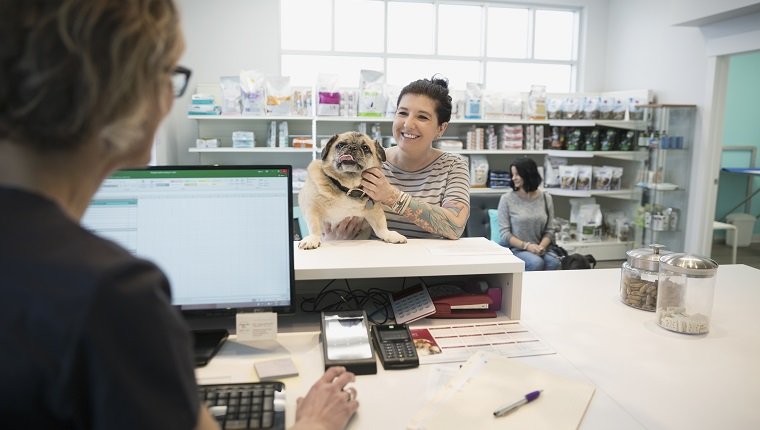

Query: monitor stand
[192,328,229,367]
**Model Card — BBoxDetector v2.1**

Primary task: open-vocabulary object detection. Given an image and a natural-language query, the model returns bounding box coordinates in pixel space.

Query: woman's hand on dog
[361,167,398,206]
[322,217,364,240]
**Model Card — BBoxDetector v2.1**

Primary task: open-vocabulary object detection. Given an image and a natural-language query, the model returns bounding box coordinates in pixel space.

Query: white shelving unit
[636,105,696,252]
[187,114,648,260]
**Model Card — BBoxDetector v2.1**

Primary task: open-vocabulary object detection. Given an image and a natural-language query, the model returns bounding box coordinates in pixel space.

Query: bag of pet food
[468,155,489,188]
[317,73,340,116]
[527,84,546,120]
[266,76,292,116]
[576,165,592,191]
[544,156,567,188]
[219,76,242,115]
[239,70,266,116]
[464,82,483,119]
[358,69,385,117]
[559,165,578,190]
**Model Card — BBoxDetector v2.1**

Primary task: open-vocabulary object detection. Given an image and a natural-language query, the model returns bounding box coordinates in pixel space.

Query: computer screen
[82,165,295,314]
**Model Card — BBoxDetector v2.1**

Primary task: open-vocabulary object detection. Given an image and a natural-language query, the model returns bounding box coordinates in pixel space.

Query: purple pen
[493,389,543,417]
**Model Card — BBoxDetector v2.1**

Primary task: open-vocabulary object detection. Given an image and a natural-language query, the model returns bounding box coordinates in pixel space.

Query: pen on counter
[493,390,543,417]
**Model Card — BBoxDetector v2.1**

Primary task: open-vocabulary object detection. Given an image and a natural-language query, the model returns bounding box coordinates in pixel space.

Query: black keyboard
[198,382,286,430]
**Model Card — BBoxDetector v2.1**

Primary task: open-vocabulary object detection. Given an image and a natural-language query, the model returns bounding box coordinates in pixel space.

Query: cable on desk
[299,279,395,324]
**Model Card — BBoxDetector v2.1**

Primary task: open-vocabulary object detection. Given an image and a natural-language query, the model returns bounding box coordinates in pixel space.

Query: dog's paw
[298,234,322,250]
[379,231,407,244]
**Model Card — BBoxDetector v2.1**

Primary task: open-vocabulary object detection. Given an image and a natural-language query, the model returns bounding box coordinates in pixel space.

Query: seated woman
[495,158,561,271]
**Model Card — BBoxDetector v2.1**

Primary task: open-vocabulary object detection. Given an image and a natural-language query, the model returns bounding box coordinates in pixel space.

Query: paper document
[410,321,554,364]
[408,351,595,430]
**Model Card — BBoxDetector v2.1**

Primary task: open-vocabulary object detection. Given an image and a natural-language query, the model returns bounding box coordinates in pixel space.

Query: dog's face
[321,132,386,176]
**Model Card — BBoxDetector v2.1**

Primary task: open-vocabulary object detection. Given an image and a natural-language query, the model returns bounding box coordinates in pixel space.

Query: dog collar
[327,176,369,200]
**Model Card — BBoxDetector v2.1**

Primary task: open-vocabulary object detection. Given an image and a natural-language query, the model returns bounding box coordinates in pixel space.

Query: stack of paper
[408,351,595,430]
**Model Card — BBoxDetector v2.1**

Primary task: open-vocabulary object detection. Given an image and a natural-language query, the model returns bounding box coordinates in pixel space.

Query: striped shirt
[381,152,470,239]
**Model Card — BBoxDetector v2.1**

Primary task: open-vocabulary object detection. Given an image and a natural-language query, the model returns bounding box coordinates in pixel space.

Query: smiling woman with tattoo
[326,76,470,240]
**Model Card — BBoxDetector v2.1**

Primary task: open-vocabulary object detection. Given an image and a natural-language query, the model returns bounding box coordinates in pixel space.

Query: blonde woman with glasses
[0,1,357,429]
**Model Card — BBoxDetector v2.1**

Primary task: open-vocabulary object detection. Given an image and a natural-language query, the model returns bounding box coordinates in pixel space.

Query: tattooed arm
[361,157,470,239]
[396,196,469,239]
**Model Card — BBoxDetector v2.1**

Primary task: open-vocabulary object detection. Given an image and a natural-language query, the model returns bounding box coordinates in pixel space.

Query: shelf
[545,188,640,199]
[449,149,547,155]
[189,115,648,131]
[470,187,509,194]
[316,116,393,122]
[188,115,312,121]
[557,238,635,261]
[189,147,314,153]
[446,149,645,159]
[636,182,679,191]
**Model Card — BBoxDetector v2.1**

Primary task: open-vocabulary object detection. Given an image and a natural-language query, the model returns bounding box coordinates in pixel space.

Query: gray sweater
[496,189,555,248]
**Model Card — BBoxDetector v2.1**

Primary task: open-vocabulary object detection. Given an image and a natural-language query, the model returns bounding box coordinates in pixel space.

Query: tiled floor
[594,241,760,270]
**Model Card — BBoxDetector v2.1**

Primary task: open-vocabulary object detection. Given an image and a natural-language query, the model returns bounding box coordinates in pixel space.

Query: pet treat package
[317,73,341,116]
[547,97,562,119]
[219,76,242,115]
[527,84,547,120]
[266,76,292,116]
[358,69,385,117]
[239,70,266,116]
[535,125,545,149]
[384,84,401,117]
[468,155,489,188]
[559,165,578,190]
[499,125,523,150]
[503,93,523,119]
[581,96,600,119]
[483,91,504,119]
[464,82,483,119]
[577,204,603,241]
[609,166,624,190]
[592,166,612,190]
[562,97,581,119]
[576,165,592,190]
[543,156,567,188]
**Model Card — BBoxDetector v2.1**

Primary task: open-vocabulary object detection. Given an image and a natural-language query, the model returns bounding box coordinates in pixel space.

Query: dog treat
[620,270,658,311]
[657,307,709,334]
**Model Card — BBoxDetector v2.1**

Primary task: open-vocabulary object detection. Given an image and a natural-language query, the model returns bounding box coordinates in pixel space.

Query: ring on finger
[344,387,356,402]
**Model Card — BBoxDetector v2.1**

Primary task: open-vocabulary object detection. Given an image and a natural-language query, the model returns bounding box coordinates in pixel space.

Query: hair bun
[430,75,449,89]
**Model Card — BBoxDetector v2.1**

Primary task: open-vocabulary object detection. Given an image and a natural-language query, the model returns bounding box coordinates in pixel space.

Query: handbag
[542,193,566,258]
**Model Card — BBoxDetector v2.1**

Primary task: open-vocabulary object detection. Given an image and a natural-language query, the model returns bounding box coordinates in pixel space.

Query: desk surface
[197,265,760,430]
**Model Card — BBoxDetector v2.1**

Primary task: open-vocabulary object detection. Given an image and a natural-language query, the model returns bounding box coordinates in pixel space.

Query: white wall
[604,0,760,255]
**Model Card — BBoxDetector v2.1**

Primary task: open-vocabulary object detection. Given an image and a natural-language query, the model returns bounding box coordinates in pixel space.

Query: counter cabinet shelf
[293,237,525,321]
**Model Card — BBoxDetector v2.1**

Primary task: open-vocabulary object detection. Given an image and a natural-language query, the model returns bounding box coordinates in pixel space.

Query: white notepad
[409,351,595,430]
[254,357,299,380]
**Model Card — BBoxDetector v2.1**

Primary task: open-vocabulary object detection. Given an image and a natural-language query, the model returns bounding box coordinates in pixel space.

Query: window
[280,0,579,92]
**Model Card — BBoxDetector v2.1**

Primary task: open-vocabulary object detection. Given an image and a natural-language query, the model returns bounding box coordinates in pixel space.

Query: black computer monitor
[82,165,295,364]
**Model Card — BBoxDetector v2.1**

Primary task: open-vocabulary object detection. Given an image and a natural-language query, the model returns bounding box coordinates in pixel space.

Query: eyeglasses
[171,65,192,98]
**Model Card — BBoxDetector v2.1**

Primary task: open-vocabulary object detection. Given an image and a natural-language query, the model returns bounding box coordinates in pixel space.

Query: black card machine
[371,324,419,370]
[320,311,377,375]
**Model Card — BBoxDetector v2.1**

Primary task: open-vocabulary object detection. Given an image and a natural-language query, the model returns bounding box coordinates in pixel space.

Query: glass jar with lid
[656,254,718,334]
[620,244,671,311]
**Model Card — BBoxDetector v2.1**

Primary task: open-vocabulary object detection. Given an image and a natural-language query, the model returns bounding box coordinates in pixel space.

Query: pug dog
[298,131,407,250]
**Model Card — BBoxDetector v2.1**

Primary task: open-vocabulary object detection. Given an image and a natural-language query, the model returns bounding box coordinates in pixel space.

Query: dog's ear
[321,134,340,161]
[374,139,386,162]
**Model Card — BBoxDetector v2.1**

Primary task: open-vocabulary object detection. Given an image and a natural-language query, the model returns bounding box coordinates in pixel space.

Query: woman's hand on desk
[292,366,358,430]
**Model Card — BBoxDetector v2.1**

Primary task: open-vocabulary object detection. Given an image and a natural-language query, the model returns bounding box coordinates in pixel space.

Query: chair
[465,194,502,239]
[712,221,737,264]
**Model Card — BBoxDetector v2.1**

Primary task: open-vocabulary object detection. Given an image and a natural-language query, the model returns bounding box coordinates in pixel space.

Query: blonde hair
[0,0,181,151]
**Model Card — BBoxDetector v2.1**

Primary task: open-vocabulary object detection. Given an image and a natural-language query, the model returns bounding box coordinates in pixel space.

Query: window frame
[279,0,581,92]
